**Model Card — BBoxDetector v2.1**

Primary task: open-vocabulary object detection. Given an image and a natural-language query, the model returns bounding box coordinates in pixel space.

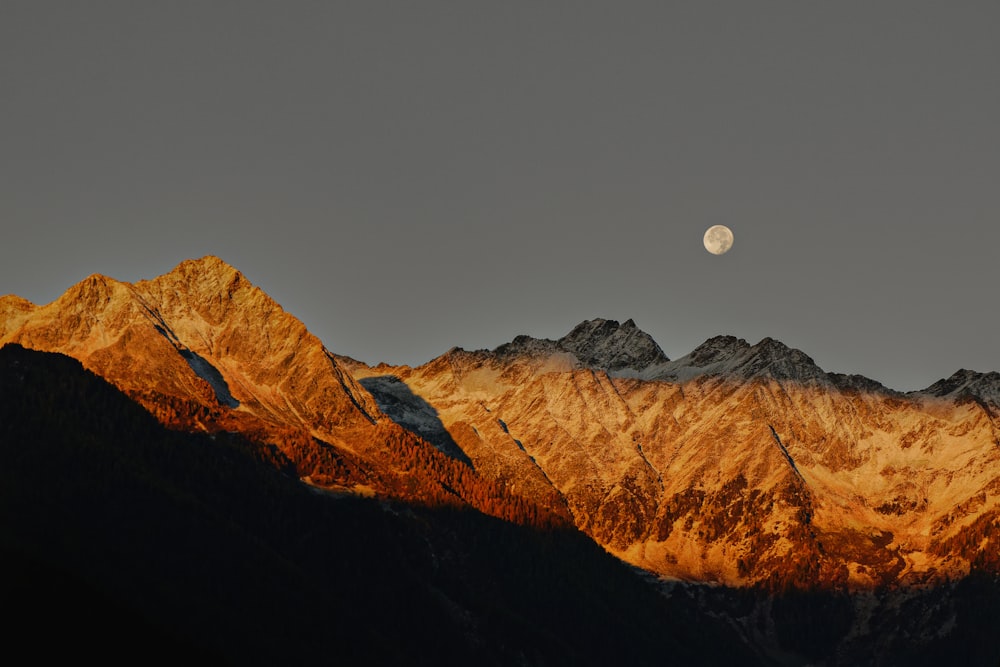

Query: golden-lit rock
[4,262,998,591]
[354,325,1000,590]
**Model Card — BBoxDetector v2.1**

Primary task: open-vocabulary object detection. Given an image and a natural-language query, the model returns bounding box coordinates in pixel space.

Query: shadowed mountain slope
[0,344,759,666]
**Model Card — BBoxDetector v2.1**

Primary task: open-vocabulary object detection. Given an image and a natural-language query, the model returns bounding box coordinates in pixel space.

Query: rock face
[0,257,564,526]
[492,317,669,373]
[3,259,999,591]
[355,323,1000,590]
[2,258,376,440]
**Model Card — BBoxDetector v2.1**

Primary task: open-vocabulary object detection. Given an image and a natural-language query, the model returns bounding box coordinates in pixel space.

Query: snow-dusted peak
[0,294,36,311]
[737,337,826,381]
[920,369,1000,407]
[643,335,828,384]
[684,335,751,367]
[493,334,561,359]
[557,318,669,372]
[176,254,239,275]
[491,318,668,373]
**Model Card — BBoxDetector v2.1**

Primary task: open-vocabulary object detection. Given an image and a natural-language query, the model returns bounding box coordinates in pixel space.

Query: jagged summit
[1,256,239,318]
[489,323,861,388]
[362,315,1000,592]
[683,335,751,366]
[644,334,828,384]
[58,272,131,305]
[558,318,669,372]
[149,255,245,295]
[0,254,383,444]
[491,318,668,373]
[921,368,1000,407]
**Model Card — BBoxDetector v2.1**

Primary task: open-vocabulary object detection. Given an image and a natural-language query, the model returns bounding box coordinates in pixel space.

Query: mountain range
[2,255,998,664]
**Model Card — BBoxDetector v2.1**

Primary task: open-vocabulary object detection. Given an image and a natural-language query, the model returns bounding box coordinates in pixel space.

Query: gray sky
[2,2,998,391]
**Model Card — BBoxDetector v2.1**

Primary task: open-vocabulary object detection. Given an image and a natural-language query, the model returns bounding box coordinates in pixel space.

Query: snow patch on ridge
[359,375,471,464]
[179,348,240,408]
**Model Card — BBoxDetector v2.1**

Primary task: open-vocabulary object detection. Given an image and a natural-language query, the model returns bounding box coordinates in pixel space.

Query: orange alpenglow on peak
[0,256,542,524]
[155,255,244,289]
[0,254,385,436]
[173,254,239,275]
[0,294,36,312]
[3,257,1000,596]
[58,273,129,305]
[0,294,38,338]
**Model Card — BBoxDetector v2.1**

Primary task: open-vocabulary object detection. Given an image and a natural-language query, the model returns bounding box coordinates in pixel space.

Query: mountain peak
[489,319,668,373]
[740,337,823,380]
[922,368,1000,407]
[58,273,129,308]
[143,256,248,307]
[557,318,669,372]
[0,294,35,312]
[651,335,828,383]
[0,295,37,338]
[686,335,752,366]
[169,255,242,282]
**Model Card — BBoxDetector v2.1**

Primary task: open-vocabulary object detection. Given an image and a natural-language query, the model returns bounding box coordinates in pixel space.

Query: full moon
[703,225,734,255]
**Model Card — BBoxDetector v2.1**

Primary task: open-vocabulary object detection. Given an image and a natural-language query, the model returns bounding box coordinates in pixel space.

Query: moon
[703,225,734,255]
